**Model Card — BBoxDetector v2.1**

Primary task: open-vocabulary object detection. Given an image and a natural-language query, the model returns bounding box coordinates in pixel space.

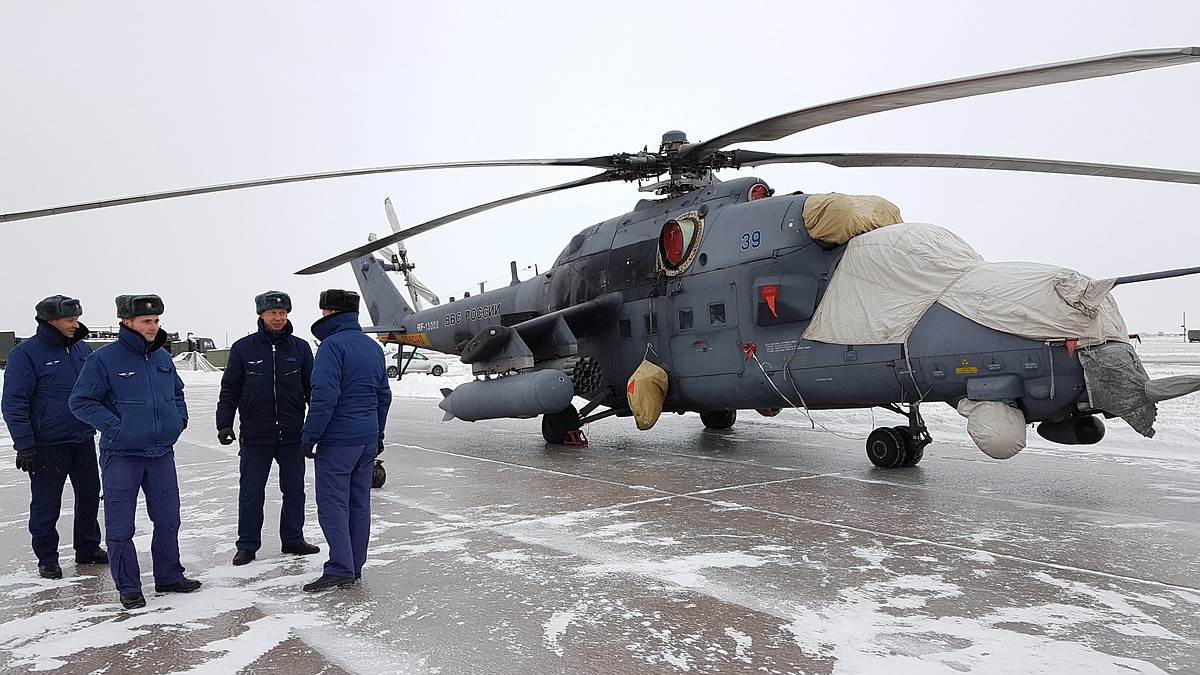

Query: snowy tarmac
[0,337,1198,674]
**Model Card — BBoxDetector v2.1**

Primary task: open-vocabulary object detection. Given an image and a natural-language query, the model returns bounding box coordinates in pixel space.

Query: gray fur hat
[255,290,292,314]
[35,295,83,321]
[319,288,360,313]
[115,294,164,319]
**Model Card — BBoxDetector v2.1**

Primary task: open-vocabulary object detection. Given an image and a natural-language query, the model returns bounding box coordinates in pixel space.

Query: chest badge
[118,371,136,378]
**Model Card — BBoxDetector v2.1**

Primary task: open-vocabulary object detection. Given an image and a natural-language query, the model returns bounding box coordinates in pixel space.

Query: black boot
[38,563,63,579]
[155,578,202,593]
[120,592,146,609]
[75,549,109,565]
[282,541,320,555]
[302,574,356,592]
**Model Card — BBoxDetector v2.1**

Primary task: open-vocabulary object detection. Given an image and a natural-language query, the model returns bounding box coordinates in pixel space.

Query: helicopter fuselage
[357,176,1092,430]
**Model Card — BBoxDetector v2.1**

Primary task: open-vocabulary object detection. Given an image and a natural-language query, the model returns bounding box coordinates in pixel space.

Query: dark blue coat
[1,322,96,451]
[216,319,313,445]
[302,312,391,447]
[69,324,187,457]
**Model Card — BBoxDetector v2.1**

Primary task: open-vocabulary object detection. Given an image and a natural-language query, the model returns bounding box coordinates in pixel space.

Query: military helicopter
[7,47,1200,467]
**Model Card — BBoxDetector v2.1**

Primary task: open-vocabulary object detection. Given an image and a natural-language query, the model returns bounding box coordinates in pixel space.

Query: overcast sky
[3,1,1200,345]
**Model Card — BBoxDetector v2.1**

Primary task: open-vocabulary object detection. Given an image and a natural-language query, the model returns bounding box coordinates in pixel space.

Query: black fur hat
[115,294,164,319]
[255,290,292,314]
[35,295,83,321]
[319,289,360,313]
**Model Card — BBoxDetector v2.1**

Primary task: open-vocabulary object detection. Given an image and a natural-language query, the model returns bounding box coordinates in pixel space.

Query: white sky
[3,1,1200,344]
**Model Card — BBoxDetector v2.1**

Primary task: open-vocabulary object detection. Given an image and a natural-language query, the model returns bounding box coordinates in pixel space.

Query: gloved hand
[15,449,37,473]
[377,439,385,456]
[302,442,317,459]
[181,418,189,431]
[217,427,236,445]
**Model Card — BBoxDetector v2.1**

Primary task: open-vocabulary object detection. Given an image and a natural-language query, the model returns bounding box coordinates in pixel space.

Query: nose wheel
[866,404,931,468]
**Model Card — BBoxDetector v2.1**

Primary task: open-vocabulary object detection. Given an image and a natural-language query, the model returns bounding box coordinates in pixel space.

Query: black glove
[302,442,317,459]
[15,449,37,473]
[217,427,236,445]
[181,418,188,431]
[377,439,385,456]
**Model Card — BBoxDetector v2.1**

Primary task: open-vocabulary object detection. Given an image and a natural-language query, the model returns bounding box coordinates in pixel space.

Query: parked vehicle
[388,349,448,378]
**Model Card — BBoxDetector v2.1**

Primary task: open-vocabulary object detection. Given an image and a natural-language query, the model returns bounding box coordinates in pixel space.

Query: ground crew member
[301,289,391,592]
[216,290,318,566]
[1,295,106,580]
[69,294,201,609]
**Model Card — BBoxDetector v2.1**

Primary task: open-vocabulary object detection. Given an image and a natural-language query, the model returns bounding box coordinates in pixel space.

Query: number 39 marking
[740,230,761,250]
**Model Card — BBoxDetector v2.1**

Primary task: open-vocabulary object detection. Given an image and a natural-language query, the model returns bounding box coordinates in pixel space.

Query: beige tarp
[802,222,1129,346]
[956,399,1027,459]
[802,194,903,245]
[627,359,669,430]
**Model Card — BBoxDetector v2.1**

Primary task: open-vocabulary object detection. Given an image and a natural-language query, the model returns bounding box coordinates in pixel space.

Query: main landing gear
[542,405,581,444]
[866,403,931,468]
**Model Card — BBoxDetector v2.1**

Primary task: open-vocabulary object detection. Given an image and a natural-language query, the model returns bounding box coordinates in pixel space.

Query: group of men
[1,288,392,609]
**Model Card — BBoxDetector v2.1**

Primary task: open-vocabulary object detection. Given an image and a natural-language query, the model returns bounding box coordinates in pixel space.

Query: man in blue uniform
[2,295,106,580]
[216,290,318,566]
[301,289,391,592]
[69,294,201,609]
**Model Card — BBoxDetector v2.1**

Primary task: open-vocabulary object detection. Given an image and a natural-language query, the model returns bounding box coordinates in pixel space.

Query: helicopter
[6,47,1200,467]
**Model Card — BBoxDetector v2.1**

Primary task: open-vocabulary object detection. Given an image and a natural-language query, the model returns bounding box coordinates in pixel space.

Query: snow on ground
[0,336,1196,673]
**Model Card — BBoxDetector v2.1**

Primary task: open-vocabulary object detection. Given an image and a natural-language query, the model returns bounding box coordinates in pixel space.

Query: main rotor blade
[296,172,615,275]
[0,157,618,223]
[1113,266,1200,286]
[683,47,1200,161]
[732,151,1200,185]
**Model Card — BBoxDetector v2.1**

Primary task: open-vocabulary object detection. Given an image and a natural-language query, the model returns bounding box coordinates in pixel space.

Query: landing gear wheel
[892,426,924,466]
[372,460,386,489]
[700,410,737,429]
[866,427,910,468]
[542,405,580,444]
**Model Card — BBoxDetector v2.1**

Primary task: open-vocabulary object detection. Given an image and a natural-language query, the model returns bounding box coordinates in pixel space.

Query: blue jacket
[216,319,313,445]
[302,312,391,447]
[69,324,187,458]
[1,321,96,451]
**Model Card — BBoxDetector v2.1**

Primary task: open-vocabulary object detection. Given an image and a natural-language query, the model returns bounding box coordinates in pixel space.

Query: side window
[644,313,659,336]
[678,308,694,331]
[619,319,632,339]
[709,303,726,327]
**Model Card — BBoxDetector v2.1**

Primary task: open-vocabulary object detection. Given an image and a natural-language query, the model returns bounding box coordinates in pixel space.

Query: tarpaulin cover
[627,359,669,430]
[956,399,1027,459]
[802,194,903,245]
[1079,342,1156,437]
[802,222,1129,346]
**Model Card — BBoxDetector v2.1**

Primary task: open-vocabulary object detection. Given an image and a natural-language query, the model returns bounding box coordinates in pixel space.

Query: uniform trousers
[314,443,374,578]
[28,440,103,566]
[100,452,186,594]
[236,442,307,552]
